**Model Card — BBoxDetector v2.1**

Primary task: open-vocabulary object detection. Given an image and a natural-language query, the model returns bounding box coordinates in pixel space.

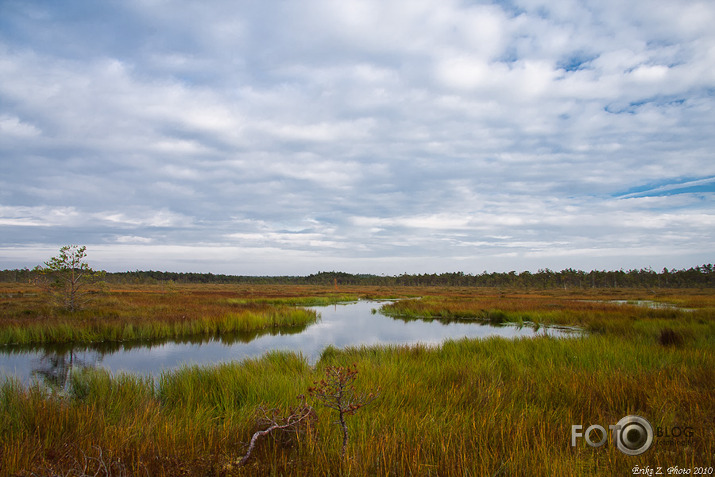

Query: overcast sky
[1,0,714,275]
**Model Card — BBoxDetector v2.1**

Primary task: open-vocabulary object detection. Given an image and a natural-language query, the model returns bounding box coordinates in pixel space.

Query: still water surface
[0,300,577,386]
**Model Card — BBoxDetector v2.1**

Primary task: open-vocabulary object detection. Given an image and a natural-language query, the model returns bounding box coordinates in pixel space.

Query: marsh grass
[0,284,320,346]
[380,293,715,345]
[0,285,713,475]
[226,295,362,307]
[0,307,317,346]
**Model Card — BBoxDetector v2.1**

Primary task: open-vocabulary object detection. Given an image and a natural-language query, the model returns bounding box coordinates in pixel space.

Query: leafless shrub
[308,363,379,458]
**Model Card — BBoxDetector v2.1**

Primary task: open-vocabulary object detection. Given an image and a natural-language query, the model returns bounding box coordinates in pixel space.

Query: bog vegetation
[0,283,320,346]
[0,279,713,475]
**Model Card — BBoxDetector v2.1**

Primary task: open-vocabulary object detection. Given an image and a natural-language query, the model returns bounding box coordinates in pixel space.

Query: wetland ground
[0,283,712,476]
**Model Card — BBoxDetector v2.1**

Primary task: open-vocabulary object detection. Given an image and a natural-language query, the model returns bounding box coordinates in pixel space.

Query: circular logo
[613,415,653,456]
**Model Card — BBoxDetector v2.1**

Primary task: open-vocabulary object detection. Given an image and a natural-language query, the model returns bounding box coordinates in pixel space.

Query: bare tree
[308,363,379,458]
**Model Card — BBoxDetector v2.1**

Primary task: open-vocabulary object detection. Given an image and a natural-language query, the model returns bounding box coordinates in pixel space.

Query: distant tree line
[1,264,713,288]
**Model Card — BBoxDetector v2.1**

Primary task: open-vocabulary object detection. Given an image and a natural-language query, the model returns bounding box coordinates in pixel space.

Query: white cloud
[97,209,192,228]
[0,0,713,274]
[0,206,81,227]
[0,115,40,138]
[116,235,153,244]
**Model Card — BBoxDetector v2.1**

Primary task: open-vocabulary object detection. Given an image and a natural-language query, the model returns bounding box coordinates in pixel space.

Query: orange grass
[0,283,329,345]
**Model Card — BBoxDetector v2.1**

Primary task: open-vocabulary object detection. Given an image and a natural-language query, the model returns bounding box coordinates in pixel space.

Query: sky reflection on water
[0,301,577,386]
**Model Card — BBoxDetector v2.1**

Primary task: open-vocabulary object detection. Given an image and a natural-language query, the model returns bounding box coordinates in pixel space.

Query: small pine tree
[33,245,103,311]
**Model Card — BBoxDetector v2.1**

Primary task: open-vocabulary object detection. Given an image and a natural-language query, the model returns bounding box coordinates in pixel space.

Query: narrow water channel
[0,300,578,386]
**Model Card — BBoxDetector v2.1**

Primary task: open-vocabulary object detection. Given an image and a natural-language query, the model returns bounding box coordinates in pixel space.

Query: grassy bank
[0,284,333,346]
[380,292,715,344]
[0,306,318,346]
[225,294,363,307]
[0,285,713,475]
[1,335,712,476]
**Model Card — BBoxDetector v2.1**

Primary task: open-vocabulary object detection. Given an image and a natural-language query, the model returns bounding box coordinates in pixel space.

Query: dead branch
[238,397,316,466]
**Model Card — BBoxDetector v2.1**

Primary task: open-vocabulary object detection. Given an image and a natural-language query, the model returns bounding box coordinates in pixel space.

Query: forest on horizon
[1,264,713,288]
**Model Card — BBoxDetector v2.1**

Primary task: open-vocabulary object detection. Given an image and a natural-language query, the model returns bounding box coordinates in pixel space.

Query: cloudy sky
[1,0,713,275]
